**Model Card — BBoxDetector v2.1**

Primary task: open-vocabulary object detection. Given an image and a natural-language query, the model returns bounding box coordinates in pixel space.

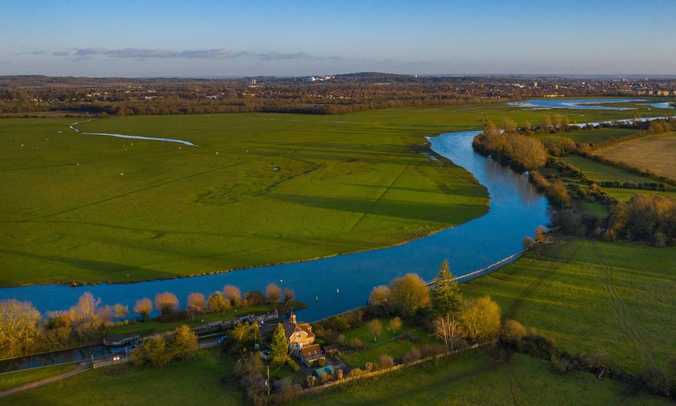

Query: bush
[244,291,266,306]
[502,319,527,345]
[349,337,365,350]
[550,353,573,374]
[378,354,395,369]
[348,368,364,378]
[403,347,422,363]
[639,367,671,397]
[420,343,447,357]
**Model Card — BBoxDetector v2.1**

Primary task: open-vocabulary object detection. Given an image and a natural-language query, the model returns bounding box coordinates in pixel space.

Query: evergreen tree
[431,260,463,316]
[270,323,288,365]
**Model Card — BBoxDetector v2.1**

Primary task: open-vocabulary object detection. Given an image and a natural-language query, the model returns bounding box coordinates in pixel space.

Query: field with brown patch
[596,132,676,181]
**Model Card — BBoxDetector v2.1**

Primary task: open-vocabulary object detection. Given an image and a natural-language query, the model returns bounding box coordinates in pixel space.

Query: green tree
[270,323,289,365]
[430,260,463,316]
[461,296,502,341]
[173,325,198,359]
[389,273,430,317]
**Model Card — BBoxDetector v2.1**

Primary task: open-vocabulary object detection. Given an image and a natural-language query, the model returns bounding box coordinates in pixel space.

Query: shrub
[550,353,572,374]
[639,367,671,397]
[403,347,422,363]
[244,291,265,306]
[349,337,365,350]
[348,368,364,378]
[378,354,395,369]
[389,317,402,333]
[502,319,527,346]
[420,344,447,357]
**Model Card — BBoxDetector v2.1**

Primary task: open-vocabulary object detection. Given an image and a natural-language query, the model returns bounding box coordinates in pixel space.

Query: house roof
[300,343,322,357]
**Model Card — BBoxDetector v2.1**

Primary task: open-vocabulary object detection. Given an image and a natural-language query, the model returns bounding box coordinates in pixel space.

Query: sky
[2,0,675,77]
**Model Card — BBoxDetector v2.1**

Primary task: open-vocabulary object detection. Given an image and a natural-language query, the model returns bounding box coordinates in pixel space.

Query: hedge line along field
[0,103,658,286]
[596,132,676,181]
[295,352,669,406]
[547,127,637,146]
[464,239,676,374]
[562,155,659,184]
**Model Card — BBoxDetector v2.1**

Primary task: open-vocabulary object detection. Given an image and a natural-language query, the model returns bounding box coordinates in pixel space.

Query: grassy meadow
[542,127,637,146]
[0,103,648,286]
[296,351,669,406]
[0,364,78,392]
[464,239,676,374]
[562,155,657,184]
[0,349,244,406]
[596,132,676,181]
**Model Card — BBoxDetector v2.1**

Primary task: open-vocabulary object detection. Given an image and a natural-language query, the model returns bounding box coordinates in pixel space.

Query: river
[0,130,549,321]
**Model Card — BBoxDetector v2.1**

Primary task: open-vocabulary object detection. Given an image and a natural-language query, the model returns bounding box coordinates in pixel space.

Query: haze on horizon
[2,0,675,78]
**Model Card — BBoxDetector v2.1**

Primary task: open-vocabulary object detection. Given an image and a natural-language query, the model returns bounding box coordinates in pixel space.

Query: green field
[1,103,647,286]
[297,352,668,406]
[464,239,676,374]
[562,155,658,184]
[545,127,636,146]
[0,364,78,392]
[0,349,243,406]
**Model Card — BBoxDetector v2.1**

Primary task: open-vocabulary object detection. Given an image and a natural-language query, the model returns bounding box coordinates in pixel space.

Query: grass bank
[296,351,669,405]
[0,104,653,286]
[463,239,676,374]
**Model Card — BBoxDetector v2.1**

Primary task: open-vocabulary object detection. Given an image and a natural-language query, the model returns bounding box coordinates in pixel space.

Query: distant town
[1,73,674,116]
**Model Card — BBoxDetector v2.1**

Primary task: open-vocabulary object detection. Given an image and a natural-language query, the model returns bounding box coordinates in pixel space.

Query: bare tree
[434,314,463,349]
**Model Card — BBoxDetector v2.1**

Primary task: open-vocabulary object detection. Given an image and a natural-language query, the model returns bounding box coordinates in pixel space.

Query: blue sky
[2,0,675,76]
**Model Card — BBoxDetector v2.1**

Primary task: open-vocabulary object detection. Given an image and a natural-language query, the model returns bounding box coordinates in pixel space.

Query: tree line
[0,282,294,360]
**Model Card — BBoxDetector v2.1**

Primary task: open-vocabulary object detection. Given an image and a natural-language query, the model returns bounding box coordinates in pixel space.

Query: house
[284,312,315,351]
[284,312,325,366]
[299,343,325,367]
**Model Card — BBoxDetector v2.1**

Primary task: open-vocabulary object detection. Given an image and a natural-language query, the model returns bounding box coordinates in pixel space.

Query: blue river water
[0,131,550,321]
[509,98,648,110]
